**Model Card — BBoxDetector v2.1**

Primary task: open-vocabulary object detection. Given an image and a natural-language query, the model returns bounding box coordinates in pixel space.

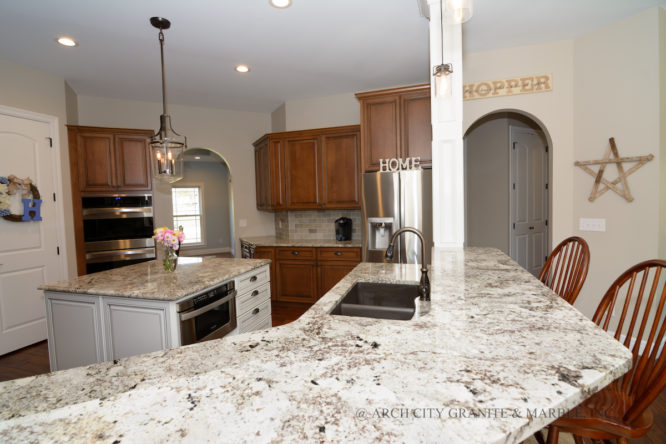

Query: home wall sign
[463,74,552,101]
[379,157,422,172]
[575,137,654,202]
[0,175,42,222]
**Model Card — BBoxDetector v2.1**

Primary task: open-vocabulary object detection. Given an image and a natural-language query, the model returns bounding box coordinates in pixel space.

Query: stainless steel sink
[330,282,417,320]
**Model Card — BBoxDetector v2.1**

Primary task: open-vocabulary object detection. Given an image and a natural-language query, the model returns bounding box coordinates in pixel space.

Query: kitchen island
[0,248,631,443]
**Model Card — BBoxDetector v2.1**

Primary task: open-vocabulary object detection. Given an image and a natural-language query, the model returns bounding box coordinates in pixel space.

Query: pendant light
[433,0,473,98]
[149,17,186,183]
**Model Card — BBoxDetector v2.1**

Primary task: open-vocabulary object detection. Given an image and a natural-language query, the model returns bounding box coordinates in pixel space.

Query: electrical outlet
[579,218,606,232]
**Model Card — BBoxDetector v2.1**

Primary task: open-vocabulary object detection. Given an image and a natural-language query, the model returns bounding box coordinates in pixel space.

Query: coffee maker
[335,217,352,241]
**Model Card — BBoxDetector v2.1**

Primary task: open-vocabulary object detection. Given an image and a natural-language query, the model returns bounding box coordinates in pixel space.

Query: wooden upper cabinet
[320,129,361,209]
[114,134,151,190]
[356,84,432,172]
[401,90,432,168]
[284,136,320,209]
[77,133,116,191]
[69,126,153,193]
[252,125,360,211]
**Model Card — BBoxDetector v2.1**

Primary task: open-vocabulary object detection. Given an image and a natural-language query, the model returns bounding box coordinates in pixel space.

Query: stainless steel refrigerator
[362,169,432,265]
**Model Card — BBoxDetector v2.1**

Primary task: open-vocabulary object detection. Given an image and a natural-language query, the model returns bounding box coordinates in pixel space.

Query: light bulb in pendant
[433,63,453,98]
[446,0,473,24]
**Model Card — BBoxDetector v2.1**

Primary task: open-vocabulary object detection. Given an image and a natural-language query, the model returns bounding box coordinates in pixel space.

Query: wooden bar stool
[546,259,666,444]
[539,237,590,304]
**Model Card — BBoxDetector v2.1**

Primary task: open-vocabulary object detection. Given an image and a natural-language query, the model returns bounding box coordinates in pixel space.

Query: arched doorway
[464,111,552,276]
[174,147,235,257]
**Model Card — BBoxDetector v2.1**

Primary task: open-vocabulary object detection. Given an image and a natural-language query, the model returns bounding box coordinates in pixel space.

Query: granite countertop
[38,257,271,301]
[1,248,631,443]
[241,235,362,248]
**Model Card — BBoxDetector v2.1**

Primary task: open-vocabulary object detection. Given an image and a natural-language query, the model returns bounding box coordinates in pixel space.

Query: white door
[0,110,64,355]
[510,126,548,276]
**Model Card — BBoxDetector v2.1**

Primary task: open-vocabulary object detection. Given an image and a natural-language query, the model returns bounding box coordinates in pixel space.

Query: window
[172,186,204,245]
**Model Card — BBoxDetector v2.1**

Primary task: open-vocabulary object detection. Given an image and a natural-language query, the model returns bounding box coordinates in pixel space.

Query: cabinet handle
[250,275,258,282]
[292,250,300,256]
[529,226,535,230]
[334,251,343,256]
[252,307,260,315]
[251,290,259,297]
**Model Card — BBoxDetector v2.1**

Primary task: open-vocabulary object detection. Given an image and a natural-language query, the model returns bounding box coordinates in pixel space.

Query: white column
[427,0,465,248]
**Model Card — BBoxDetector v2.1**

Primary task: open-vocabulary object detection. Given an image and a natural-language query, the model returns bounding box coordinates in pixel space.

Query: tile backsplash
[275,210,361,240]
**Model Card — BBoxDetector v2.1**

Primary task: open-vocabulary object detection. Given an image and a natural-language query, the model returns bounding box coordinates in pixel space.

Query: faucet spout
[384,227,430,302]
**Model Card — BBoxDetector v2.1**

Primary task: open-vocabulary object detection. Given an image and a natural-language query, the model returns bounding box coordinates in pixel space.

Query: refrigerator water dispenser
[367,217,394,251]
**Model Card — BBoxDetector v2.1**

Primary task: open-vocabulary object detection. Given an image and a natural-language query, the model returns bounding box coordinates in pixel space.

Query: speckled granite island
[0,248,631,443]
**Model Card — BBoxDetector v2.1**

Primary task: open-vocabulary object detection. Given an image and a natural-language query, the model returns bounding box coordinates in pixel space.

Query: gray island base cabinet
[43,261,271,371]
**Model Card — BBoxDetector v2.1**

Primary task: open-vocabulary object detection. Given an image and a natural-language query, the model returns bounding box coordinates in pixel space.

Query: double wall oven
[82,195,155,274]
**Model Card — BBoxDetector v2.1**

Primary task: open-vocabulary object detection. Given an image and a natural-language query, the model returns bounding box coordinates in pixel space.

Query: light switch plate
[579,218,606,232]
[239,219,248,228]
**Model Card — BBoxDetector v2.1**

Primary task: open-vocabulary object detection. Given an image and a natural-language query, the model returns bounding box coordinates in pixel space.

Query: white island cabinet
[41,258,272,371]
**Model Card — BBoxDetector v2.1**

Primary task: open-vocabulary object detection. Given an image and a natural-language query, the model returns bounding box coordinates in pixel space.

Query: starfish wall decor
[575,137,653,202]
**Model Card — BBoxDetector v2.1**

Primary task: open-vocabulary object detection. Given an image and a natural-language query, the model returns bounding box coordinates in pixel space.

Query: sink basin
[330,282,417,321]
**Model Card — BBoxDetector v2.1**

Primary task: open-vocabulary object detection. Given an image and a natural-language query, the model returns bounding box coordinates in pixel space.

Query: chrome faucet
[384,227,430,302]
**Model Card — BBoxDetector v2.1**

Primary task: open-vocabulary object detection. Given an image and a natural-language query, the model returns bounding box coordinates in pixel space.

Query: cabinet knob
[252,307,260,315]
[334,251,343,256]
[251,290,259,297]
[250,275,258,282]
[292,250,300,256]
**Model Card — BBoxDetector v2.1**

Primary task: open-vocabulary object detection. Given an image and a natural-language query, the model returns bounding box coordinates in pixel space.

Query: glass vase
[163,247,178,272]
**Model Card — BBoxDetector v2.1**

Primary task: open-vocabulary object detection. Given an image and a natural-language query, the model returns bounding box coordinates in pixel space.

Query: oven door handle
[179,291,236,322]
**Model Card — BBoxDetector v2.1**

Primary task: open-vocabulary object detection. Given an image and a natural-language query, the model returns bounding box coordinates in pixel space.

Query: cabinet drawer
[235,266,270,293]
[237,282,270,316]
[238,298,271,333]
[276,247,316,261]
[317,247,361,262]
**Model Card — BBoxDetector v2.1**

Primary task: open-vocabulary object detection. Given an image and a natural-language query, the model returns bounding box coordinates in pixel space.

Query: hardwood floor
[1,308,665,444]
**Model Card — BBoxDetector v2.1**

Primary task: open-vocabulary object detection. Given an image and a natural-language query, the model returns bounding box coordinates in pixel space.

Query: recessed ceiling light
[56,36,78,47]
[235,64,250,73]
[269,0,291,8]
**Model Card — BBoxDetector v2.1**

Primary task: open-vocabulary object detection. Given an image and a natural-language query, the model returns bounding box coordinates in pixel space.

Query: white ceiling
[0,0,664,113]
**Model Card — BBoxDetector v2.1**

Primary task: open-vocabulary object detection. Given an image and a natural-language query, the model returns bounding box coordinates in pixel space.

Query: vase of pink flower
[153,227,185,272]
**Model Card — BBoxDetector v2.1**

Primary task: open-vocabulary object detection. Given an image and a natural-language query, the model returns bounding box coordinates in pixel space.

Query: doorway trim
[0,104,69,279]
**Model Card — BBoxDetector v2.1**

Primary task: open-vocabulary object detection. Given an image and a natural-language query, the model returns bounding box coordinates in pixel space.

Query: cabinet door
[254,140,270,210]
[360,96,400,172]
[253,247,276,301]
[77,133,116,191]
[317,262,357,299]
[46,293,104,371]
[321,130,361,209]
[269,137,285,209]
[284,136,321,209]
[276,260,317,303]
[114,134,152,190]
[401,90,432,168]
[104,301,169,360]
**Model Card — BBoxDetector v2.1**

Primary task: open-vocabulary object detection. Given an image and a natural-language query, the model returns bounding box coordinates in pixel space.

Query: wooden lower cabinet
[260,246,361,303]
[276,260,318,303]
[317,263,357,298]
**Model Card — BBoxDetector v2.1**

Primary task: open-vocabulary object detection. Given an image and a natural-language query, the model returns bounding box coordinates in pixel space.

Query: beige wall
[463,39,575,256]
[0,58,77,277]
[64,82,78,125]
[76,95,274,255]
[283,92,360,131]
[660,7,666,260]
[271,103,286,132]
[572,7,662,317]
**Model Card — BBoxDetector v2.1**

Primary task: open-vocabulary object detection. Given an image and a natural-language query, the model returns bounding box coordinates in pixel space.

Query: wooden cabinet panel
[276,261,317,303]
[254,140,270,210]
[356,84,431,173]
[321,130,361,209]
[269,138,285,209]
[317,263,356,299]
[361,97,400,172]
[401,91,432,168]
[276,247,316,261]
[253,247,276,301]
[114,134,151,190]
[284,137,320,209]
[77,133,116,191]
[317,247,361,262]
